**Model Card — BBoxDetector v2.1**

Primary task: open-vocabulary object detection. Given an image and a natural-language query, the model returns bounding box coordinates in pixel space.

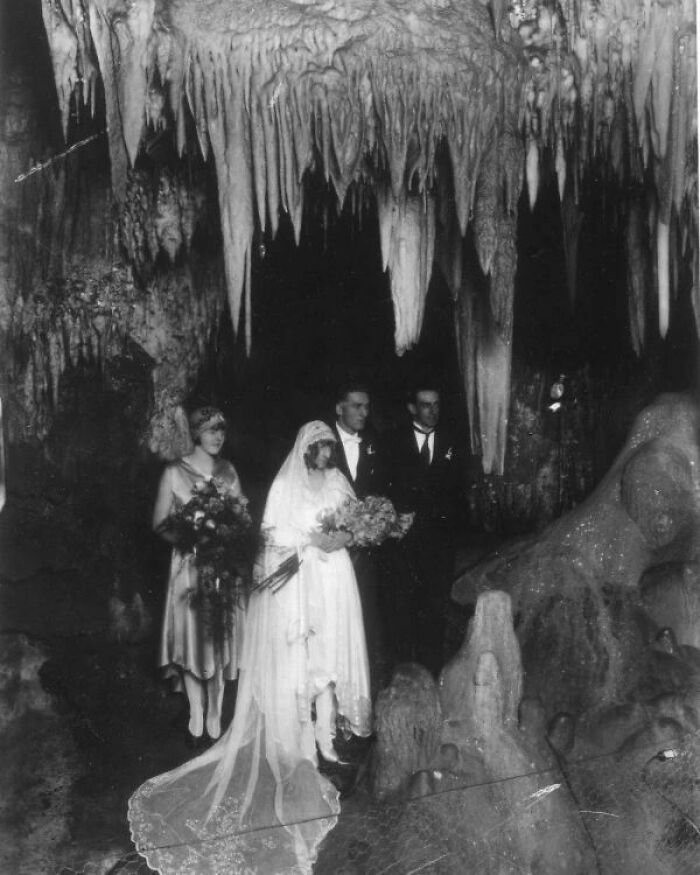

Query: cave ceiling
[4,0,698,471]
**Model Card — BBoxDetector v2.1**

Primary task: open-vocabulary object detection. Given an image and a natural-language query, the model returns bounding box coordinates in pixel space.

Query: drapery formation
[515,0,698,339]
[30,0,700,472]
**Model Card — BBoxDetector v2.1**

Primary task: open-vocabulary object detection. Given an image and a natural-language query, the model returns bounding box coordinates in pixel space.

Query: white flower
[365,443,375,456]
[444,447,453,461]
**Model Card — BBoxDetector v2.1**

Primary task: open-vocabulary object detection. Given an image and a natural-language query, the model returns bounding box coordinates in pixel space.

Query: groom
[330,382,388,689]
[331,383,385,499]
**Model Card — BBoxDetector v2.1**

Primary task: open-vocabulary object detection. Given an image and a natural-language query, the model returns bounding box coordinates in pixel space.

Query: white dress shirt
[337,424,361,480]
[413,423,435,464]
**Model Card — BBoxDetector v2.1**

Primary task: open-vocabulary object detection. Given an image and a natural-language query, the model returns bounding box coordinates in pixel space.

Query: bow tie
[340,431,361,444]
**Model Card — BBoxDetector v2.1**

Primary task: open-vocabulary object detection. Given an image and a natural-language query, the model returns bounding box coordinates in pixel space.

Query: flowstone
[453,392,700,718]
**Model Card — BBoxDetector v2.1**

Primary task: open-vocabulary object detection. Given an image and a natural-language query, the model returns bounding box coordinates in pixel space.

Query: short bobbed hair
[304,439,338,470]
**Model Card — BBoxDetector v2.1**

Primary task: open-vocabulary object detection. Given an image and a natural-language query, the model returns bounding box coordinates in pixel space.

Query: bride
[128,420,372,874]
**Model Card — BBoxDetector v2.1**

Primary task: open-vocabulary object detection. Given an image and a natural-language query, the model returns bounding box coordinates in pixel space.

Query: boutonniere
[444,447,453,461]
[365,443,375,456]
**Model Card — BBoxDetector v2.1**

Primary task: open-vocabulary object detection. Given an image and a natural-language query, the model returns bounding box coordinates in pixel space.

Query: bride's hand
[309,531,352,552]
[309,531,335,552]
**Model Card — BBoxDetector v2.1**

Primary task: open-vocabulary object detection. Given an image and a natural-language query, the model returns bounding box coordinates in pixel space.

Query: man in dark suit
[329,382,388,691]
[386,385,463,673]
[331,383,385,499]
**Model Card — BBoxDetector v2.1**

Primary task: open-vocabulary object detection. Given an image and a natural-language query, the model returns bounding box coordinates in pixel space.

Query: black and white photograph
[0,0,698,872]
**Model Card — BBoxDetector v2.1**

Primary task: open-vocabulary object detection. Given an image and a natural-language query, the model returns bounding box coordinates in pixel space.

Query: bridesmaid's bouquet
[318,495,414,547]
[159,478,255,646]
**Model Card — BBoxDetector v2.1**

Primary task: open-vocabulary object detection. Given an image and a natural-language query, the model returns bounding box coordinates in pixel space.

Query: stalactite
[490,212,517,342]
[377,189,436,356]
[525,139,539,210]
[473,142,499,276]
[625,198,647,355]
[656,218,670,339]
[446,94,475,236]
[205,64,255,349]
[435,215,463,301]
[112,0,155,166]
[555,135,567,201]
[40,0,79,139]
[326,88,364,208]
[560,194,583,305]
[29,0,698,478]
[477,319,511,476]
[87,2,129,200]
[454,279,479,458]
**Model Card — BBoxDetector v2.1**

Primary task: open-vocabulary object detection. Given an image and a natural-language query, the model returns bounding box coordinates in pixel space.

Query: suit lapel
[333,425,355,484]
[407,427,421,463]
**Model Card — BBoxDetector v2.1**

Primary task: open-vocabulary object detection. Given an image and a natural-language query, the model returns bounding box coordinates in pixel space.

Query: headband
[189,406,226,438]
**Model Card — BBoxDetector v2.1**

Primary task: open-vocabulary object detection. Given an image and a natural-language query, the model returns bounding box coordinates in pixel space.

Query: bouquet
[318,495,414,547]
[158,478,255,647]
[252,495,413,595]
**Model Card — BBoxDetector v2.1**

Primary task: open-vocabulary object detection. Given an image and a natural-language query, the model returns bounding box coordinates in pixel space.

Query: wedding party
[127,386,470,872]
[1,0,699,873]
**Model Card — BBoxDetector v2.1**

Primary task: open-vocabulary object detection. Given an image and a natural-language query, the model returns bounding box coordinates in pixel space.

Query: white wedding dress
[128,421,372,874]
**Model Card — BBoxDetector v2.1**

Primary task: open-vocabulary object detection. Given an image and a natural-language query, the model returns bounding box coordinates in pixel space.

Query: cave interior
[0,0,699,872]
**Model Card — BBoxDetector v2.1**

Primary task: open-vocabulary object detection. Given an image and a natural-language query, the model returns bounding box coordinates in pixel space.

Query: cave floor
[0,528,489,875]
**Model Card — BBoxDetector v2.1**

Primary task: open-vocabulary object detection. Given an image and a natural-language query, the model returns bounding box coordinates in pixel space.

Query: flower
[365,443,375,456]
[157,478,255,646]
[444,447,453,461]
[319,495,413,548]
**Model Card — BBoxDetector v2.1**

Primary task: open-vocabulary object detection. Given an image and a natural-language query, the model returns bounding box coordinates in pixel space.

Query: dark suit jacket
[386,424,462,532]
[331,423,387,499]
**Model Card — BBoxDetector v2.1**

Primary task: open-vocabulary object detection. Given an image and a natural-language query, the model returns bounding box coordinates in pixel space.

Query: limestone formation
[453,392,700,717]
[16,0,695,473]
[370,590,596,872]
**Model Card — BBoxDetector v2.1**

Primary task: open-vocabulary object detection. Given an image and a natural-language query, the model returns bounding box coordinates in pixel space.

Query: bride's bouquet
[319,495,414,547]
[158,478,255,646]
[252,495,413,594]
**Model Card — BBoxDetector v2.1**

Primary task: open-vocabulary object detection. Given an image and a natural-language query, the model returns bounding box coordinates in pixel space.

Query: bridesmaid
[153,406,246,747]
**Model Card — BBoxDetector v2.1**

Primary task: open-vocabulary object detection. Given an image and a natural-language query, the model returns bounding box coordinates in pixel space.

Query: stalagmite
[377,189,436,356]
